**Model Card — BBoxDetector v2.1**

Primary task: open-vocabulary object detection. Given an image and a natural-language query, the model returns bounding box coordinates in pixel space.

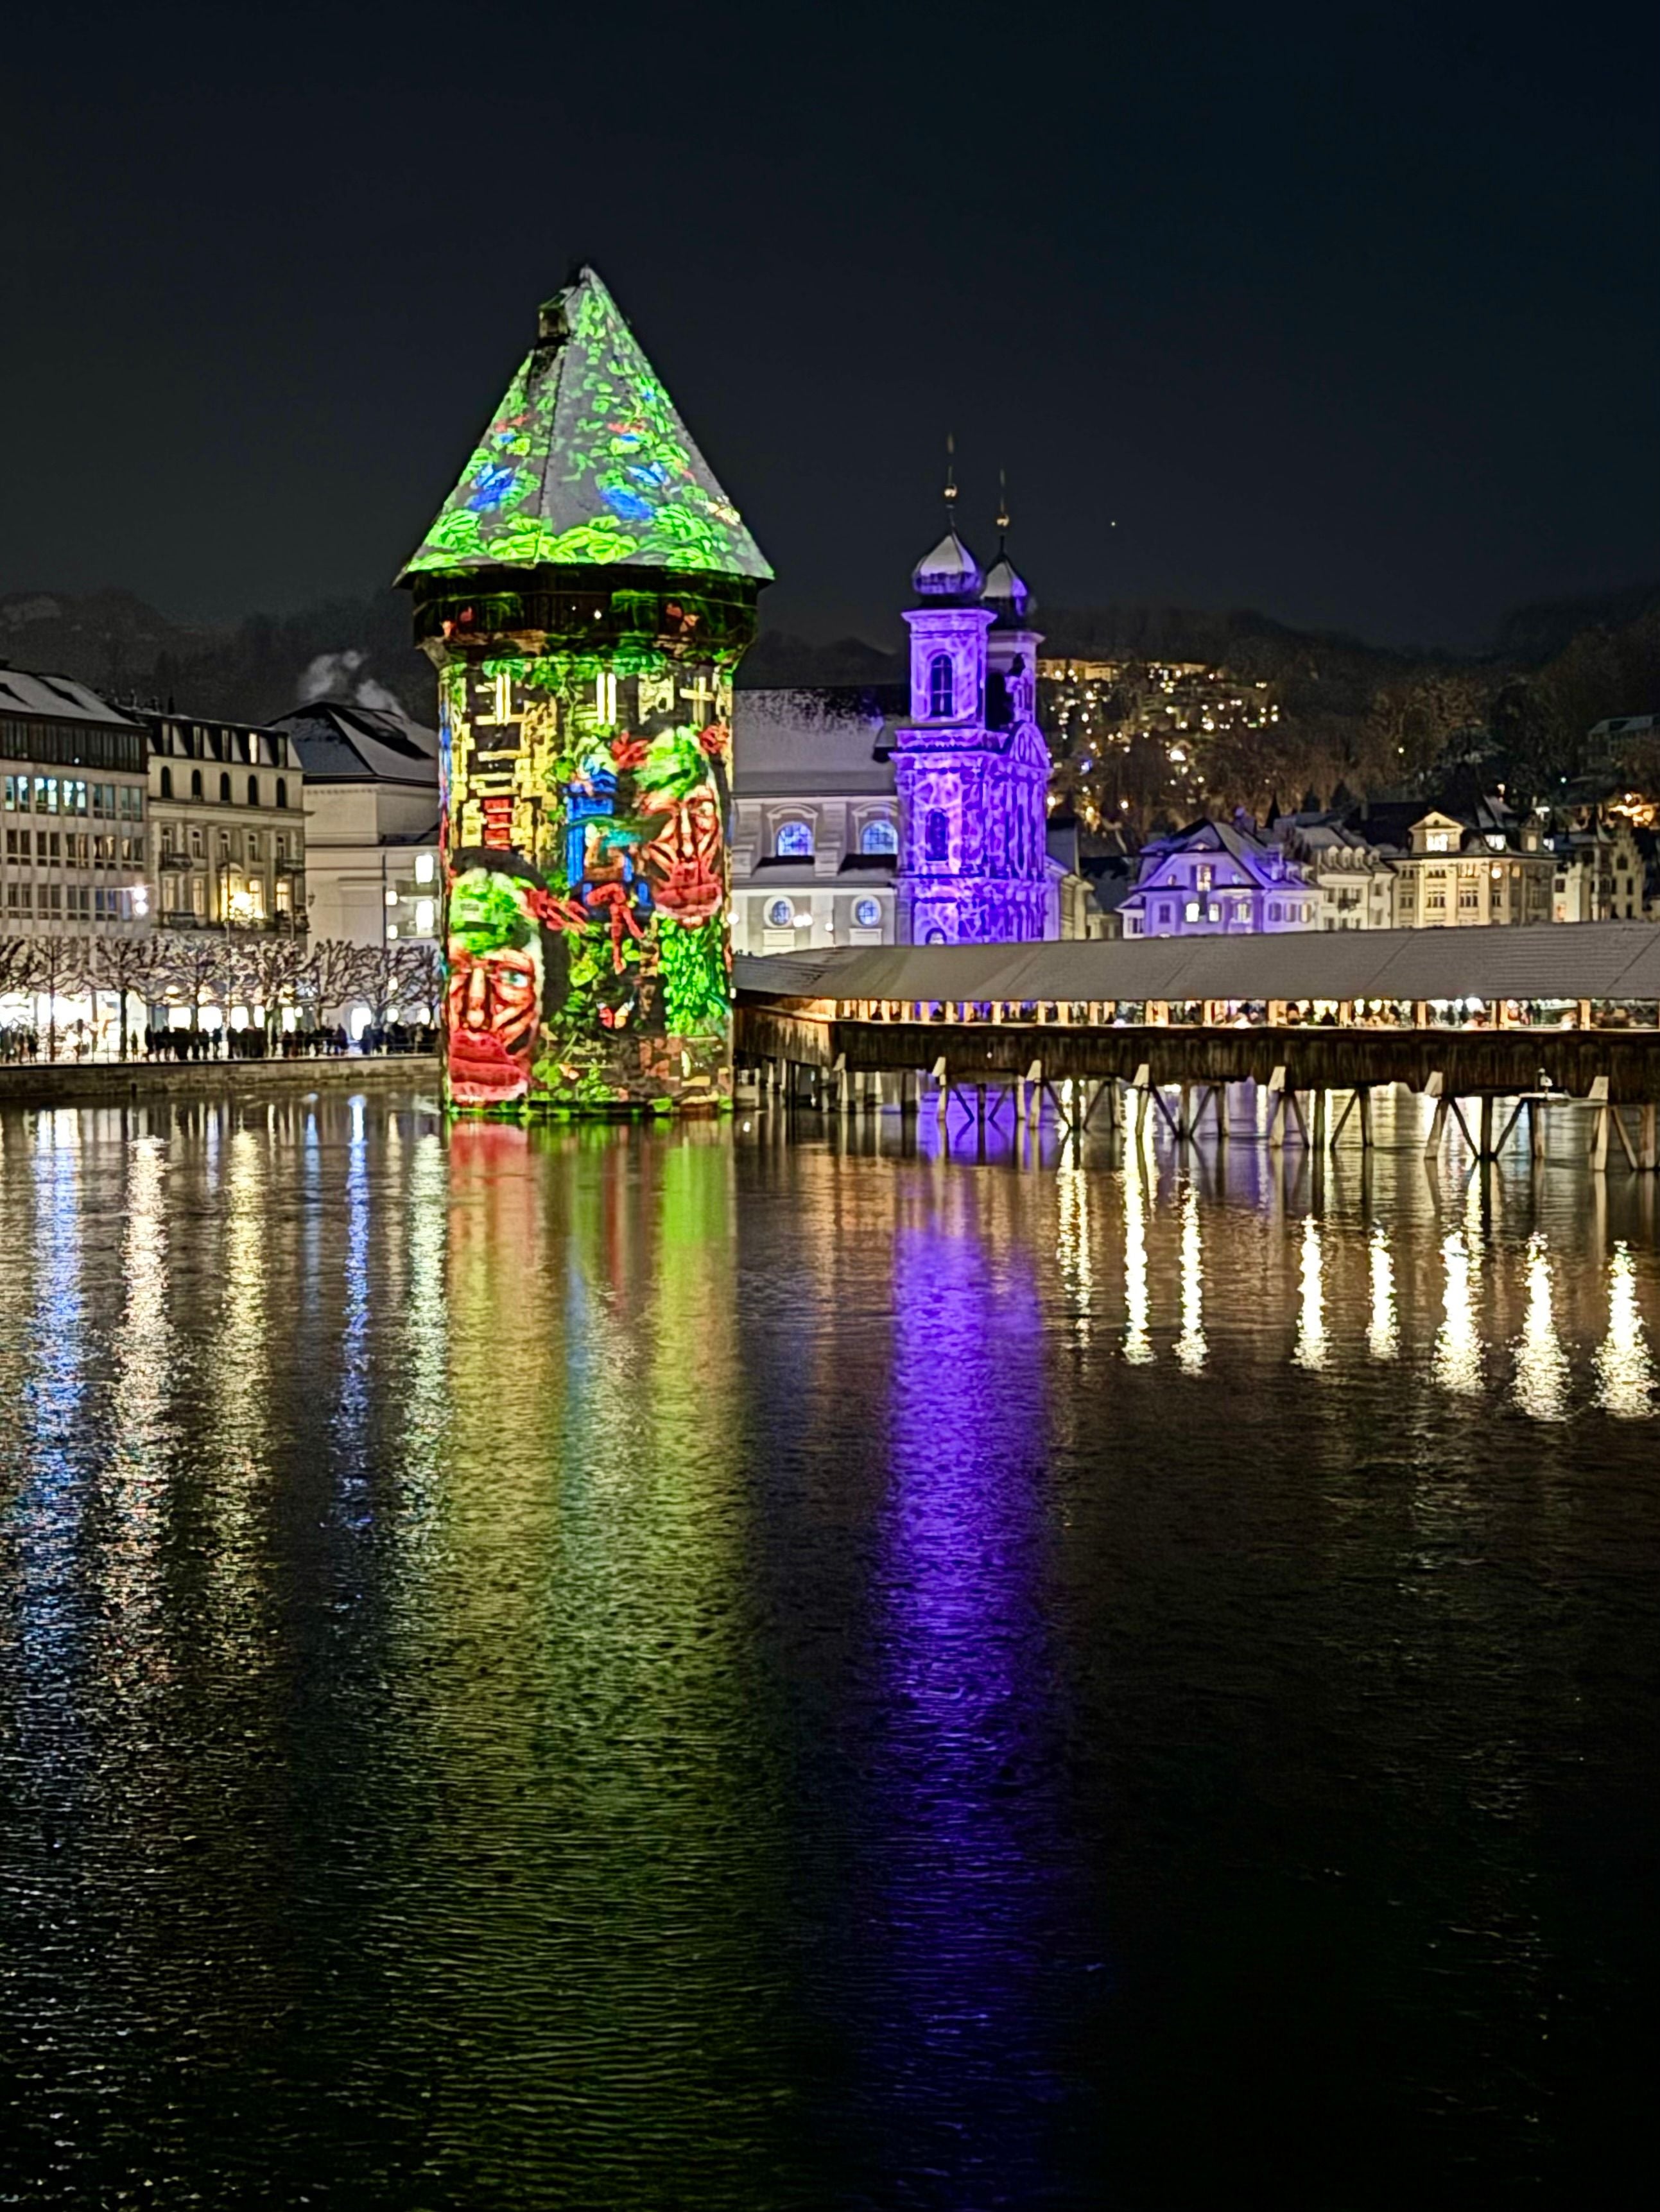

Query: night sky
[3,0,1655,649]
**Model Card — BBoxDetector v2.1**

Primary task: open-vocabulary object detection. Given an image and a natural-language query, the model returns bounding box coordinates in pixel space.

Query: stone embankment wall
[0,1056,439,1108]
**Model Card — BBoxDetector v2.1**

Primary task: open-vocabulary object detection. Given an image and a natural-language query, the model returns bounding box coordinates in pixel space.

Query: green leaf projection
[400,267,772,584]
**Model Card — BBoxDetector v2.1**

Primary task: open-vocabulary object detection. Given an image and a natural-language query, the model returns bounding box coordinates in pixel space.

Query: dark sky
[3,0,1655,650]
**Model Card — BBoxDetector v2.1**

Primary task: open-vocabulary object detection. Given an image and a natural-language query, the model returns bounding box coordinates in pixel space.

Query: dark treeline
[5,580,1660,820]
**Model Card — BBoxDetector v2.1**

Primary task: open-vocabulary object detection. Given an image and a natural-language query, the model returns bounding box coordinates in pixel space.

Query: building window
[191,768,203,800]
[1184,899,1201,921]
[218,771,230,802]
[246,774,259,806]
[247,833,261,861]
[775,820,813,858]
[415,897,435,935]
[414,849,435,885]
[925,809,950,863]
[860,818,898,854]
[853,896,882,928]
[765,897,795,928]
[276,777,288,809]
[928,653,955,719]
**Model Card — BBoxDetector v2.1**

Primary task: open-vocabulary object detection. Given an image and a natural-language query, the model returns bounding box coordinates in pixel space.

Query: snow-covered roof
[0,664,143,729]
[267,702,440,788]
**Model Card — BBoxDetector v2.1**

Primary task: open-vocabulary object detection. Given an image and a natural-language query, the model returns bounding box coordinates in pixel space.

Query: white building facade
[268,703,440,949]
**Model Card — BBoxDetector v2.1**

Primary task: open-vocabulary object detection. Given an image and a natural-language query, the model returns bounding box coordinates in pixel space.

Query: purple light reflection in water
[858,1199,1089,2199]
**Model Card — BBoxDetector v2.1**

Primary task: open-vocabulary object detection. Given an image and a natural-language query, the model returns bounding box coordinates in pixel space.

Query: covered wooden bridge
[733,924,1660,1165]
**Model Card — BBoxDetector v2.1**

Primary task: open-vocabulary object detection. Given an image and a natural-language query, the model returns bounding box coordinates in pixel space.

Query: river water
[0,1088,1656,2207]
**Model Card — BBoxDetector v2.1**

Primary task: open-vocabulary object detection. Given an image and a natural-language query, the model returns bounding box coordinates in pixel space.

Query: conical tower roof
[399,266,772,583]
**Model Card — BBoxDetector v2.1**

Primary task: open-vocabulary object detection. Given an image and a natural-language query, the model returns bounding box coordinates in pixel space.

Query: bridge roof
[736,922,1660,1005]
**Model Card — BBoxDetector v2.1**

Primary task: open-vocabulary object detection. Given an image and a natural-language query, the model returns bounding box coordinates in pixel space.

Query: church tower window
[928,653,955,720]
[926,808,949,863]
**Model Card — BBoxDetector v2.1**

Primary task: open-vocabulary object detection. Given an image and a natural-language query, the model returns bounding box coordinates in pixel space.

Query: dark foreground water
[0,1089,1656,2208]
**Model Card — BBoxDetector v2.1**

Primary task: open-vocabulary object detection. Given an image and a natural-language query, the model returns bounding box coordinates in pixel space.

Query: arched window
[190,768,203,800]
[925,809,949,863]
[219,772,232,802]
[775,820,813,858]
[247,774,259,806]
[276,777,288,809]
[928,653,955,719]
[159,765,173,799]
[860,818,897,854]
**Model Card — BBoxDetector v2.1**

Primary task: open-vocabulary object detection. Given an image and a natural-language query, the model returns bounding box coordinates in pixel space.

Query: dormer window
[861,818,898,854]
[928,653,955,720]
[775,820,813,858]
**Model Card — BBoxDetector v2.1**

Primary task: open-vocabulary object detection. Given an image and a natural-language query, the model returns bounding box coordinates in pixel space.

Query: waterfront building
[1367,802,1553,928]
[1272,812,1398,929]
[730,685,904,953]
[0,664,150,936]
[267,701,438,947]
[1550,813,1646,922]
[892,505,1056,944]
[139,709,307,933]
[1119,818,1317,937]
[399,264,770,1112]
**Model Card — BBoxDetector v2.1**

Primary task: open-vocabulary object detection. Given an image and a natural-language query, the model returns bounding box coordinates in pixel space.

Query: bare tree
[160,931,227,1037]
[395,941,442,1024]
[300,939,371,1034]
[22,938,89,1063]
[354,940,440,1031]
[86,935,173,1060]
[238,934,309,1046]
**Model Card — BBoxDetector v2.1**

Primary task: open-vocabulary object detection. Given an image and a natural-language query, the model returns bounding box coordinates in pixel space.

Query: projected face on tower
[445,864,546,1103]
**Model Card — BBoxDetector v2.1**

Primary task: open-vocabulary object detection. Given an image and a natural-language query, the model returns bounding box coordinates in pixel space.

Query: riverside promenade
[0,1055,439,1108]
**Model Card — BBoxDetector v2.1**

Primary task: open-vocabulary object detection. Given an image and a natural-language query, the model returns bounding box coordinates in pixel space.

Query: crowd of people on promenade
[142,1021,438,1061]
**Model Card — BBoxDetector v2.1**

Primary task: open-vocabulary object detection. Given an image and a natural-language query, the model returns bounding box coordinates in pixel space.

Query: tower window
[775,820,813,858]
[860,818,897,854]
[928,653,955,719]
[926,809,950,863]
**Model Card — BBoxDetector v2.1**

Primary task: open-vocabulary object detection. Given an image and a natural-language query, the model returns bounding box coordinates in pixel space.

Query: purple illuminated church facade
[893,519,1053,944]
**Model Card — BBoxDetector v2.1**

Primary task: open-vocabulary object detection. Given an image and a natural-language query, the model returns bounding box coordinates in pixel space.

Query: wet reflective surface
[1,1089,1657,2206]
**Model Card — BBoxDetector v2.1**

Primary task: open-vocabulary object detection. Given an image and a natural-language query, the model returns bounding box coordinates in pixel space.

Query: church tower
[893,479,1051,944]
[399,266,770,1114]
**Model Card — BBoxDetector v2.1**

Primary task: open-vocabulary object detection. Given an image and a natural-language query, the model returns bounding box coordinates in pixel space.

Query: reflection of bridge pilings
[736,1001,1660,1175]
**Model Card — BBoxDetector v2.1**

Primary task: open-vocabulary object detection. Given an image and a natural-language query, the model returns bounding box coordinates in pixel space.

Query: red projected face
[641,781,723,923]
[446,938,542,1102]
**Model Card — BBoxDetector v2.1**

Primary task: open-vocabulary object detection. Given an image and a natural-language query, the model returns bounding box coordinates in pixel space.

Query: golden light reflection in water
[1433,1227,1483,1395]
[1057,1169,1095,1347]
[1175,1184,1206,1374]
[103,1139,173,1684]
[1595,1241,1655,1419]
[1292,1213,1327,1370]
[1368,1225,1398,1363]
[1121,1140,1152,1364]
[1513,1232,1570,1423]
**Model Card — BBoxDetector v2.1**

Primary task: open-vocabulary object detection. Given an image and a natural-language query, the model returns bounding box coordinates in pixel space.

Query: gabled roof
[0,662,142,729]
[399,266,771,584]
[267,702,440,788]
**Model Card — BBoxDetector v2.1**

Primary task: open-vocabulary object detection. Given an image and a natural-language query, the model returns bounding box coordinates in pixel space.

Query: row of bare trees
[0,933,442,1060]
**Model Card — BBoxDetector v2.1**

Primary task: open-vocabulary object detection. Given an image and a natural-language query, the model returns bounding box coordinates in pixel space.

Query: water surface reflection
[0,1095,1656,2206]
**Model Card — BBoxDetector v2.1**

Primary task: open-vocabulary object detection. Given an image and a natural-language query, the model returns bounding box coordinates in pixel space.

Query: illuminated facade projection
[894,487,1052,945]
[400,265,770,1112]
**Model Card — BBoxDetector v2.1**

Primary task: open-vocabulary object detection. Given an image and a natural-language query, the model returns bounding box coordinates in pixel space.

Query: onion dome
[981,552,1032,625]
[911,528,984,603]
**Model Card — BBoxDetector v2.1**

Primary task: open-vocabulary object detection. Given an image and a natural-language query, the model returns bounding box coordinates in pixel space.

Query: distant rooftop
[267,701,440,788]
[0,662,143,730]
